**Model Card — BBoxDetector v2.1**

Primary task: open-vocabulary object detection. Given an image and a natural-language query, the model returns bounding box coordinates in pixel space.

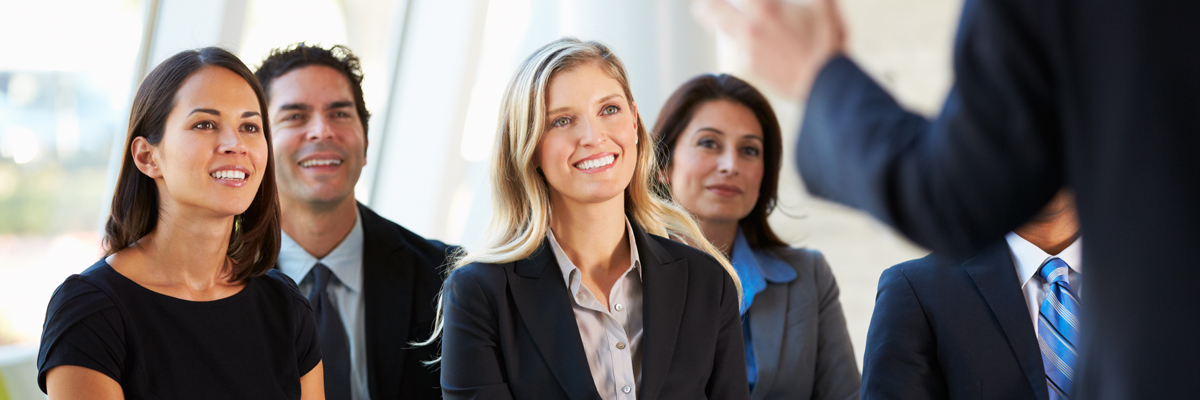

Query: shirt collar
[732,229,797,284]
[548,217,643,294]
[279,208,365,292]
[731,228,797,314]
[1004,231,1083,287]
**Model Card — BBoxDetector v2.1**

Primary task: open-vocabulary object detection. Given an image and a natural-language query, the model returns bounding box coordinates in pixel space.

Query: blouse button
[623,385,632,394]
[616,342,626,350]
[614,303,624,311]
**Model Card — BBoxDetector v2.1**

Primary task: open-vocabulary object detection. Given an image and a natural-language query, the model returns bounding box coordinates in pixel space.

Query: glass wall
[0,0,147,347]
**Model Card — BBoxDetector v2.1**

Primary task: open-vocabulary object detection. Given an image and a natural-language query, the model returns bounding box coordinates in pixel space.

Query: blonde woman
[435,38,749,400]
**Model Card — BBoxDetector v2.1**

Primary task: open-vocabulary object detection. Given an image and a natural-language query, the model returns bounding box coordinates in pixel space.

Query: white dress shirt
[279,209,369,400]
[1005,232,1083,330]
[547,218,643,400]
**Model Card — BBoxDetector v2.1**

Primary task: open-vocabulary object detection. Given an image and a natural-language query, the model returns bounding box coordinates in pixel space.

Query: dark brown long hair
[652,74,787,249]
[104,47,280,282]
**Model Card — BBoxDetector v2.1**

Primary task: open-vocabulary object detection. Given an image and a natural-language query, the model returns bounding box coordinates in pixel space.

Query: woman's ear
[131,137,162,179]
[631,101,639,130]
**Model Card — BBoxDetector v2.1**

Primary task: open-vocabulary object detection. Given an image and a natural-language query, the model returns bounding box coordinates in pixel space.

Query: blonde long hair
[420,37,740,355]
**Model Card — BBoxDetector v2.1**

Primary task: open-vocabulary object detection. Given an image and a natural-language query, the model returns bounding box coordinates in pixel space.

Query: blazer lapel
[746,283,787,399]
[634,222,689,400]
[963,241,1049,400]
[509,242,602,400]
[360,203,414,399]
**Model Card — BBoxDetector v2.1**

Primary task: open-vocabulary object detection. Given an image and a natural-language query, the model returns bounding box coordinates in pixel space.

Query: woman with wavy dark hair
[37,47,324,399]
[652,74,860,399]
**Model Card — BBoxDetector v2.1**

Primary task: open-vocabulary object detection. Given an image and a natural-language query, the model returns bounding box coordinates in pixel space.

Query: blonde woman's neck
[548,192,631,276]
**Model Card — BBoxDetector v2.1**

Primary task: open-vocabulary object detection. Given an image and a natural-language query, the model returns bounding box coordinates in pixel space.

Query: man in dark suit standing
[862,191,1080,399]
[695,0,1200,397]
[255,43,449,400]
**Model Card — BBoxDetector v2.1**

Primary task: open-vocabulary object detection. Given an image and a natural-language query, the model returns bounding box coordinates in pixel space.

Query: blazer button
[622,385,632,394]
[614,303,624,311]
[616,342,626,350]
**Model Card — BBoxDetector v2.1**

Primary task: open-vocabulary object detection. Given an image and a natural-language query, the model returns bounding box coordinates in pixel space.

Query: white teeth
[210,170,247,180]
[575,155,616,170]
[299,159,343,168]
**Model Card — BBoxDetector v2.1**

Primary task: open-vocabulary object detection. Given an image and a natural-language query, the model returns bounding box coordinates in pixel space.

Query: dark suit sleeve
[861,267,945,400]
[809,252,861,400]
[440,267,515,400]
[707,270,752,400]
[796,0,1062,256]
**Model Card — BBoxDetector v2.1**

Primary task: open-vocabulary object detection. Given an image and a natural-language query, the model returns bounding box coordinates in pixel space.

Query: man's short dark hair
[254,43,372,135]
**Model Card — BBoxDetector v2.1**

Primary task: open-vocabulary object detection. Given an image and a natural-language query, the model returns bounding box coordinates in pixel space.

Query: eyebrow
[546,94,626,117]
[189,108,220,116]
[547,106,571,116]
[696,127,764,141]
[328,100,354,109]
[242,111,260,118]
[596,93,623,105]
[278,103,311,112]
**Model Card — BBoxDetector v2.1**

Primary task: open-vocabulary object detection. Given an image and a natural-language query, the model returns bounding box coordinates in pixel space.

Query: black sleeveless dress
[37,259,321,399]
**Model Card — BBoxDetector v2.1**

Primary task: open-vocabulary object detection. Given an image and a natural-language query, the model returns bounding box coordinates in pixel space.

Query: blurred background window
[0,0,146,346]
[0,1,146,397]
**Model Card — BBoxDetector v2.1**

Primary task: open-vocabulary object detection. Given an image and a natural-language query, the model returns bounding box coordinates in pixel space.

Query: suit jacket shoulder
[886,252,953,283]
[647,234,727,276]
[358,203,457,267]
[863,243,1045,400]
[749,247,860,400]
[765,247,828,280]
[356,202,453,400]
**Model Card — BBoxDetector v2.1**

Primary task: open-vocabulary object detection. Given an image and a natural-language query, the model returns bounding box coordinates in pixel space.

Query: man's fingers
[691,0,751,40]
[745,0,783,19]
[822,0,849,51]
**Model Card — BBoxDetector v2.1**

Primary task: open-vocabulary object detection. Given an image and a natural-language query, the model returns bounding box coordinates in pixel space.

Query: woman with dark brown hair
[36,47,324,399]
[652,74,860,400]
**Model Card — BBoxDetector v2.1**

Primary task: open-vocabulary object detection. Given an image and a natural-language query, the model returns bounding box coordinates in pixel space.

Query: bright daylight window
[0,0,146,349]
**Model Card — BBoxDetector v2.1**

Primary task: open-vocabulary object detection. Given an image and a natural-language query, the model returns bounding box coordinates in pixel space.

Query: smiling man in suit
[255,43,451,400]
[861,190,1081,400]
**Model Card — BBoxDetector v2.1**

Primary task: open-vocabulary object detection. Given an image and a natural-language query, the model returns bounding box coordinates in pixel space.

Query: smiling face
[667,99,765,225]
[536,62,640,208]
[141,66,268,217]
[268,65,367,209]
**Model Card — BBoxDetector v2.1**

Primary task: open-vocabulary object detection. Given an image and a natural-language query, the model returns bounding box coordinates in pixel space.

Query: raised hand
[692,0,847,101]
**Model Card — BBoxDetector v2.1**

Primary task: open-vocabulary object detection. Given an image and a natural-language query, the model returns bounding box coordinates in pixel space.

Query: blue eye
[602,105,620,115]
[552,117,572,127]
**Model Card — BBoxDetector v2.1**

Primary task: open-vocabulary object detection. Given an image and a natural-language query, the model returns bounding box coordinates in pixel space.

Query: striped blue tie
[1038,258,1080,400]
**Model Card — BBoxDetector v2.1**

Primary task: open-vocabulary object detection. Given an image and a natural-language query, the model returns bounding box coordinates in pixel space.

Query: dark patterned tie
[307,263,351,400]
[1038,258,1080,400]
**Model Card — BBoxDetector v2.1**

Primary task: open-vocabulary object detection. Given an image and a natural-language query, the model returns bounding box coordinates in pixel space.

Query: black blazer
[354,203,452,399]
[439,220,749,400]
[794,0,1200,396]
[862,242,1046,400]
